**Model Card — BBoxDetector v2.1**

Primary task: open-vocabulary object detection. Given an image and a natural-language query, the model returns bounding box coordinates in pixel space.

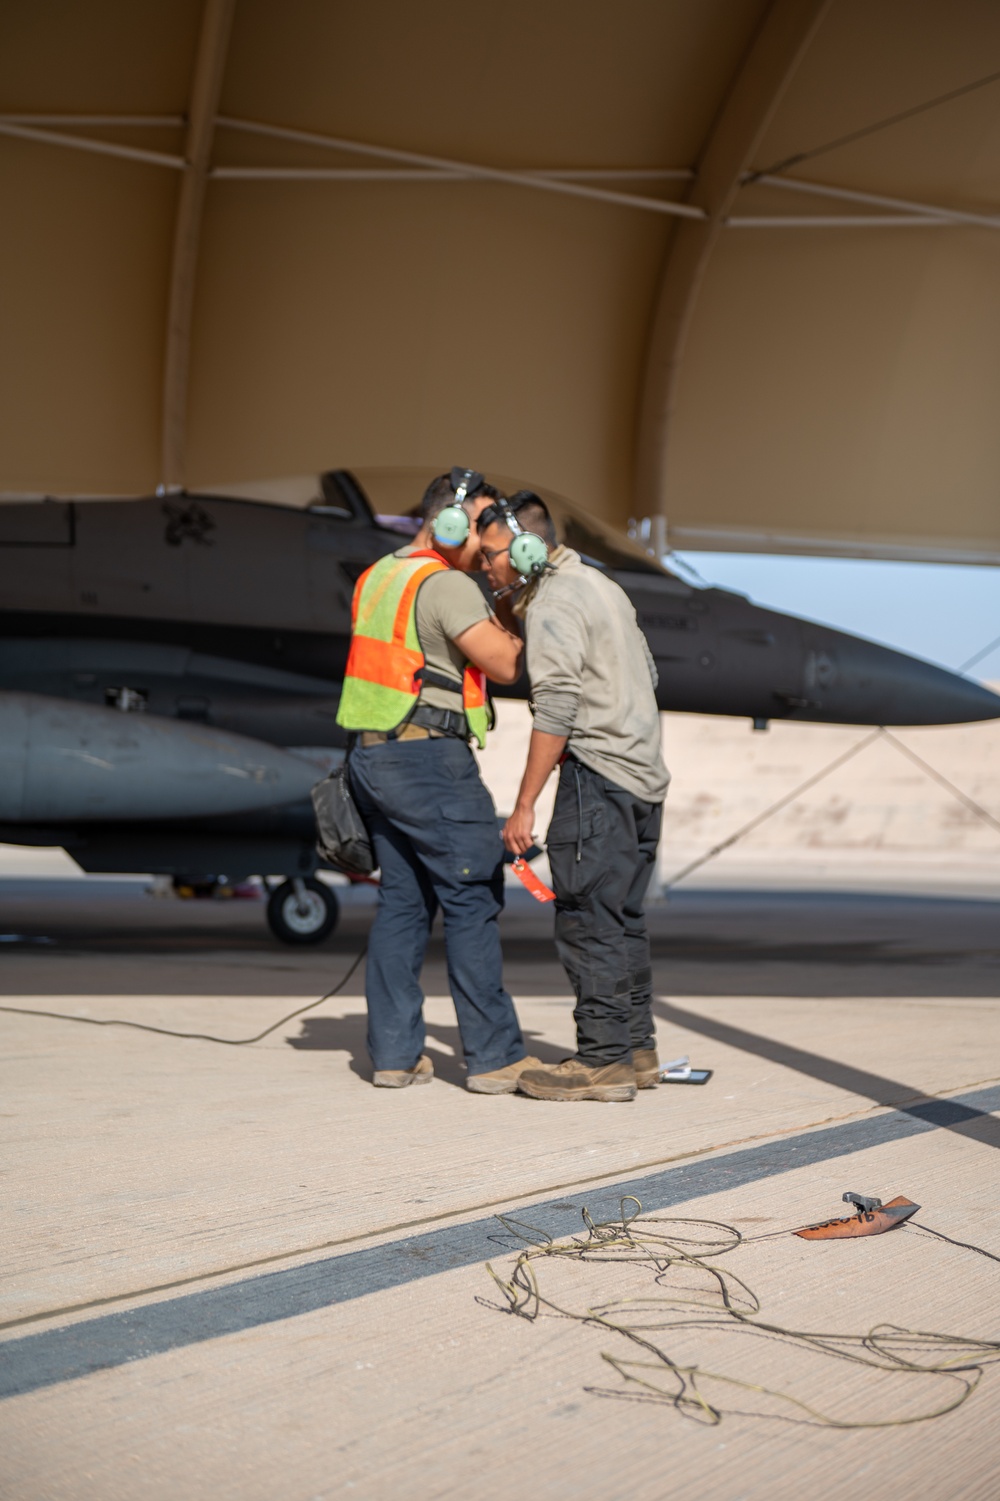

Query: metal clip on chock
[843,1192,883,1215]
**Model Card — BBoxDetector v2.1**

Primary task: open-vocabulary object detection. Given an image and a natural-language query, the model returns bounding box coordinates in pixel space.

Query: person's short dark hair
[419,470,500,525]
[478,489,557,548]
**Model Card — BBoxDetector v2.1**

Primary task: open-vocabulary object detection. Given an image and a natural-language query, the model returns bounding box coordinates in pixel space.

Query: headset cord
[0,943,368,1046]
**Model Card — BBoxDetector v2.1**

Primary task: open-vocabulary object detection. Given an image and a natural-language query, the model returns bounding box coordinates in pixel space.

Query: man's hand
[503,804,536,856]
[504,728,568,856]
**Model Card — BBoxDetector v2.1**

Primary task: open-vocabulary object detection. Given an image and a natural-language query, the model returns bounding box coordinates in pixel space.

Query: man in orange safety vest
[337,469,538,1094]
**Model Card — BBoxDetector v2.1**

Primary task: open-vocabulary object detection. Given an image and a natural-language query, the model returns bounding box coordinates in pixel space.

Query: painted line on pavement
[1,1083,998,1402]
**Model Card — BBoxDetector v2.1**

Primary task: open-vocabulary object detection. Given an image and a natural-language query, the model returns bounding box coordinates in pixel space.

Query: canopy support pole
[0,119,185,169]
[215,116,706,221]
[160,0,236,490]
[750,171,1000,230]
[634,0,832,527]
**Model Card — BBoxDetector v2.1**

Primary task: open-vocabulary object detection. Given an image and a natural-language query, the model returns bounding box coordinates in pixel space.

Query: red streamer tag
[511,857,556,902]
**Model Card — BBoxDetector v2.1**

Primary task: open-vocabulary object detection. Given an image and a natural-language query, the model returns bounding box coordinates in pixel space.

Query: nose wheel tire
[266,878,340,945]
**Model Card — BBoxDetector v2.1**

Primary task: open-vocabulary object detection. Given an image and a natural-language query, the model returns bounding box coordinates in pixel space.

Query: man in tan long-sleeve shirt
[479,493,669,1102]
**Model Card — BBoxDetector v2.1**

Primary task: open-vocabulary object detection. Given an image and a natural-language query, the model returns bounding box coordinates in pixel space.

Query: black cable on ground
[0,943,367,1045]
[903,1221,1000,1266]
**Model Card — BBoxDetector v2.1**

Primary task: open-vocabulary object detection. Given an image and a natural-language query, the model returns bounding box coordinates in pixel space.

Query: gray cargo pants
[546,757,662,1066]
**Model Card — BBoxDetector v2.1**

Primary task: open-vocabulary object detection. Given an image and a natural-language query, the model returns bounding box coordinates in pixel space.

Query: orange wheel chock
[795,1194,920,1239]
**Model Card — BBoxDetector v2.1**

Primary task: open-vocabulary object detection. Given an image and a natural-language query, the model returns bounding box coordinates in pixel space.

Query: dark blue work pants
[348,737,525,1075]
[546,758,662,1066]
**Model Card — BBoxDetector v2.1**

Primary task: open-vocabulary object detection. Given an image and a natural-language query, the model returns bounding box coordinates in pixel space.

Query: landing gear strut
[265,877,340,945]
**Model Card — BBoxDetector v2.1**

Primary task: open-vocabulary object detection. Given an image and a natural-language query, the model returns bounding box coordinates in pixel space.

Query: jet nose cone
[805,627,1000,726]
[914,672,1000,724]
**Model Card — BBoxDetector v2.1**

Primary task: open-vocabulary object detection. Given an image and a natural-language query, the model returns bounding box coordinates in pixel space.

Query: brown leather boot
[467,1055,541,1095]
[516,1057,637,1102]
[633,1049,660,1089]
[372,1054,434,1088]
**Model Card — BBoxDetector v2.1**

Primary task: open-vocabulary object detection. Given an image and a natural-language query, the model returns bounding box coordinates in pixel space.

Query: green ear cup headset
[432,467,485,548]
[493,492,551,581]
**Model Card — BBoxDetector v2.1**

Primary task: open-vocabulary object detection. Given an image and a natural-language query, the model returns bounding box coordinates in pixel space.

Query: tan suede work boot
[466,1055,541,1095]
[372,1054,434,1088]
[633,1049,660,1089]
[517,1057,637,1102]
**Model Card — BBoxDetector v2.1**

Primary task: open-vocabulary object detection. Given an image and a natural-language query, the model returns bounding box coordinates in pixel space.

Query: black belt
[409,703,469,739]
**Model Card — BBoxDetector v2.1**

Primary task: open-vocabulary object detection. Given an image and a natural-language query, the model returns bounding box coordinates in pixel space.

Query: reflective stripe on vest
[336,549,492,748]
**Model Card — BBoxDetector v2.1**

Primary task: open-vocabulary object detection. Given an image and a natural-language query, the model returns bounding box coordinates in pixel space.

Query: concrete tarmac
[2,877,999,1500]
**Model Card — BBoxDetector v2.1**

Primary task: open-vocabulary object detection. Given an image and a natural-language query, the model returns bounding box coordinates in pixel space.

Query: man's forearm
[516,729,567,811]
[454,614,524,684]
[502,727,567,854]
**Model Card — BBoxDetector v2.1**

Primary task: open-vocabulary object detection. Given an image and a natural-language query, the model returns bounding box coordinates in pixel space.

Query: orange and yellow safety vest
[336,549,492,748]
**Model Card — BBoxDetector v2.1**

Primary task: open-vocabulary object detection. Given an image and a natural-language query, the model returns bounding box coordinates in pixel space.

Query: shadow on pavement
[286,1013,567,1087]
[656,998,1000,1152]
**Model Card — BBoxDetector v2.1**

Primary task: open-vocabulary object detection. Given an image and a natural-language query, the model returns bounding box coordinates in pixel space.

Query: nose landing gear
[265,877,340,945]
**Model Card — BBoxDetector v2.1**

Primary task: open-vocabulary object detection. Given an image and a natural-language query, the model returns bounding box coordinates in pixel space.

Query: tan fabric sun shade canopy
[2,0,999,563]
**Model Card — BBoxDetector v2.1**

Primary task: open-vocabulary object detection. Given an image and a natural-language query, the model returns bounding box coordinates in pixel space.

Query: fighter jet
[2,471,996,942]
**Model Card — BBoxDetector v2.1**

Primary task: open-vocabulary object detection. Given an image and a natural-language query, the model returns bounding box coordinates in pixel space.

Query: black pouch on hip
[311,761,376,877]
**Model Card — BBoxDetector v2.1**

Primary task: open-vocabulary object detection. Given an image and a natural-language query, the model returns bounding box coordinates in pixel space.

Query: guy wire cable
[662,623,1000,889]
[881,730,1000,837]
[959,629,1000,675]
[749,67,1000,179]
[662,730,883,888]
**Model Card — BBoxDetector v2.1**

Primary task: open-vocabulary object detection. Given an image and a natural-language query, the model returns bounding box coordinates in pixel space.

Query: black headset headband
[449,467,485,505]
[478,496,524,534]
